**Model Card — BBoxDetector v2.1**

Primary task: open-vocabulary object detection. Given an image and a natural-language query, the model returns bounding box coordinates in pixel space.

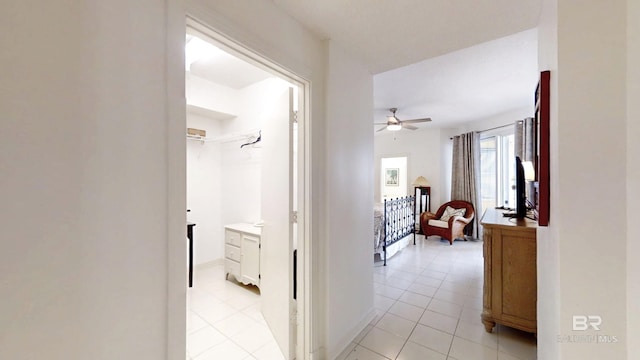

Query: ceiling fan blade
[403,124,419,130]
[374,122,389,125]
[402,117,432,123]
[376,126,388,132]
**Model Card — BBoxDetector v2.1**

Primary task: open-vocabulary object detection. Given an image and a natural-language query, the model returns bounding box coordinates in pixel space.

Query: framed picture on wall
[385,168,399,186]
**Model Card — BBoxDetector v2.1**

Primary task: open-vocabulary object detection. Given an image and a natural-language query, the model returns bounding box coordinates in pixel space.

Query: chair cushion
[428,219,449,228]
[439,206,467,222]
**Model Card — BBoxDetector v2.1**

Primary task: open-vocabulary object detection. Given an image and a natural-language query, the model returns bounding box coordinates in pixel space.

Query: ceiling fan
[375,108,432,132]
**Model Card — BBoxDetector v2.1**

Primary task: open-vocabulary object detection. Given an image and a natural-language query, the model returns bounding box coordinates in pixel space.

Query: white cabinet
[224,223,261,288]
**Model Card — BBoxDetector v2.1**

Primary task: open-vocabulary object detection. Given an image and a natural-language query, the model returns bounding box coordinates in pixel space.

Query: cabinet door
[241,234,260,286]
[499,229,536,325]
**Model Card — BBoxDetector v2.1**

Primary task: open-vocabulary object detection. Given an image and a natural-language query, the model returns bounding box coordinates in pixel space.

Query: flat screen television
[515,156,527,218]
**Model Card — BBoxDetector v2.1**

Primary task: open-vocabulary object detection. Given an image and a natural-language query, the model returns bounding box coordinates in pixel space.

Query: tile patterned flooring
[338,235,537,360]
[187,235,536,360]
[187,263,284,360]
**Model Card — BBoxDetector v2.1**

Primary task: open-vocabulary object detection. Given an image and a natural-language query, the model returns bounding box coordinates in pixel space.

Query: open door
[260,87,295,359]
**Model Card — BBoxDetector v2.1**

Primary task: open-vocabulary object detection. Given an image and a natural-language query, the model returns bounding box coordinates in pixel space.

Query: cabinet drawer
[225,230,241,247]
[225,244,241,262]
[225,259,240,277]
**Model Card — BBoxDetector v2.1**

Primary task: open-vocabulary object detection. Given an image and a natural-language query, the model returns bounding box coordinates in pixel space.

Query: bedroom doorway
[185,19,308,360]
[380,156,408,202]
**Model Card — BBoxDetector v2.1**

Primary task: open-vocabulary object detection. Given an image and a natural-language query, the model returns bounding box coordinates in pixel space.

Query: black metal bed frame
[383,195,416,266]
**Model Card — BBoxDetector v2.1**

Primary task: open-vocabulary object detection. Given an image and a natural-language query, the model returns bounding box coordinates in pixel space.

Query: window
[480,131,515,212]
[480,137,497,210]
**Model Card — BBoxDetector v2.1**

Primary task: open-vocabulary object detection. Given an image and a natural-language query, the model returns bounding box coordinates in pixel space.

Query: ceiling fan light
[387,123,402,131]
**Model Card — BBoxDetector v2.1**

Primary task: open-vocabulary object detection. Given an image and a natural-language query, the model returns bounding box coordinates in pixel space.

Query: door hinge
[291,210,298,224]
[259,274,261,280]
[292,110,298,124]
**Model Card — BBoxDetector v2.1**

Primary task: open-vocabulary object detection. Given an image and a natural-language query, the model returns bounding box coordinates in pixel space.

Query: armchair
[420,200,475,245]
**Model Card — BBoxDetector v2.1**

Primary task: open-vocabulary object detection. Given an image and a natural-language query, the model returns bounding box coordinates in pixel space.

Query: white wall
[375,129,447,209]
[627,0,640,357]
[537,1,628,359]
[379,156,408,201]
[186,75,290,266]
[439,128,458,205]
[0,1,184,359]
[186,113,223,265]
[220,79,290,228]
[186,72,240,115]
[536,0,561,359]
[558,1,627,357]
[325,41,375,359]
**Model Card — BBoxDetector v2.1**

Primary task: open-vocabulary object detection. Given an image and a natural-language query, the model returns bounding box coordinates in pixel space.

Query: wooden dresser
[481,208,537,334]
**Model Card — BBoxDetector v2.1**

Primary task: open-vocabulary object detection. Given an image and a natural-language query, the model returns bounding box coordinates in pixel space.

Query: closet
[185,29,300,359]
[185,68,288,271]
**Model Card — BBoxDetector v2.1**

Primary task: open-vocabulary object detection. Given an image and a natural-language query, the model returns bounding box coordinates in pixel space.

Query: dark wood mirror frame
[536,71,550,226]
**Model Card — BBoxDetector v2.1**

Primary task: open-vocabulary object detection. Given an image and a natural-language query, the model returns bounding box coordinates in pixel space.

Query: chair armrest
[448,215,472,226]
[421,212,437,223]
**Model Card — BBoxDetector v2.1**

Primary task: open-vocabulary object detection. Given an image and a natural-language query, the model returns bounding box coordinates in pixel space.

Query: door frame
[183,16,312,360]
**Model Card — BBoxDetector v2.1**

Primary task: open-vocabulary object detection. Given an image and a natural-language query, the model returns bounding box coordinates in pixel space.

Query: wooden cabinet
[481,208,537,334]
[224,223,261,288]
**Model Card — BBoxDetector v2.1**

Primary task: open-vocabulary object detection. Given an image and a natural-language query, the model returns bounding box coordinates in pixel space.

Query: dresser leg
[482,319,496,333]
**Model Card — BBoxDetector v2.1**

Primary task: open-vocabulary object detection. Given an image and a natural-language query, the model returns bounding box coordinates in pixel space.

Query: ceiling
[272,0,542,131]
[272,0,542,74]
[189,1,542,129]
[189,47,273,89]
[374,29,539,129]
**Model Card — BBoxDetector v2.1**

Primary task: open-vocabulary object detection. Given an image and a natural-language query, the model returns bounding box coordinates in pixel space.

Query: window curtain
[451,132,481,238]
[515,117,536,161]
[516,117,536,204]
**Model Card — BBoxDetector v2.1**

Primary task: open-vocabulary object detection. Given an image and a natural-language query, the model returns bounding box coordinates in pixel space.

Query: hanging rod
[240,130,261,148]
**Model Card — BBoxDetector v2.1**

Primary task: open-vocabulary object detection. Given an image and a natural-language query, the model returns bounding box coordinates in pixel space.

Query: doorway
[380,156,408,202]
[184,20,307,360]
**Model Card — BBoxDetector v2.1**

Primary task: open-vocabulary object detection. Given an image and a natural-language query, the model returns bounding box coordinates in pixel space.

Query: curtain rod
[450,122,516,139]
[479,122,516,133]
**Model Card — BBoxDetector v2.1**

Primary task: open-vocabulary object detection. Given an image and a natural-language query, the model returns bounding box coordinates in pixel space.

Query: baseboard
[327,307,377,360]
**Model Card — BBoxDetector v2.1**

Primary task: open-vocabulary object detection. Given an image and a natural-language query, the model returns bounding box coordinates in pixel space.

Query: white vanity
[224,223,261,288]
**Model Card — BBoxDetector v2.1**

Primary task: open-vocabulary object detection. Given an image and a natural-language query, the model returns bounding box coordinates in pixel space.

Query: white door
[260,87,294,359]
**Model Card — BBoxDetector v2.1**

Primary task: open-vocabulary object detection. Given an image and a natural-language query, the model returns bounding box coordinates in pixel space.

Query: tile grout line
[391,272,435,359]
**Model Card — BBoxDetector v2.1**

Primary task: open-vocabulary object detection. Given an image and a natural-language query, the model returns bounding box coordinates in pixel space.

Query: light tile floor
[188,235,536,360]
[187,263,285,360]
[338,235,537,360]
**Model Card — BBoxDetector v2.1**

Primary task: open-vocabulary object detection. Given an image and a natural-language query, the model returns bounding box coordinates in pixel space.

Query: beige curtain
[516,117,536,204]
[515,117,536,161]
[451,132,481,238]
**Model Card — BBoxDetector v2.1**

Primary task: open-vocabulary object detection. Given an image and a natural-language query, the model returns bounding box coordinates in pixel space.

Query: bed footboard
[383,195,416,266]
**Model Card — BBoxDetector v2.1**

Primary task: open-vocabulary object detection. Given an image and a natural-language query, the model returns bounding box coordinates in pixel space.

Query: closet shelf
[187,103,237,120]
[187,128,261,145]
